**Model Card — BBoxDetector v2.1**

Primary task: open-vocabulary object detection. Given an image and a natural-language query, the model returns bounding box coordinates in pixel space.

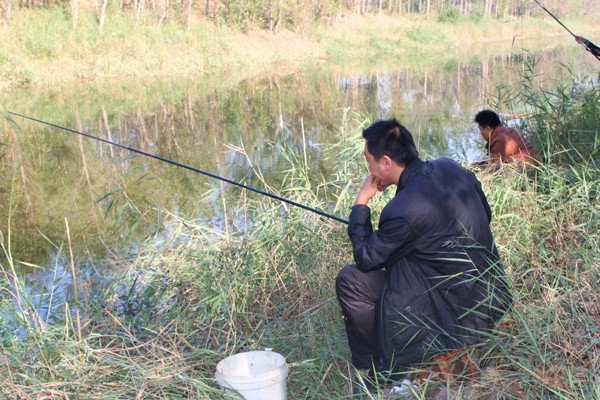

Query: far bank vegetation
[1,0,599,33]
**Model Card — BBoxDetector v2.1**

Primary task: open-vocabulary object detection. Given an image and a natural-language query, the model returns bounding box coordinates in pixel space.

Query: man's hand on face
[355,175,383,205]
[376,181,389,192]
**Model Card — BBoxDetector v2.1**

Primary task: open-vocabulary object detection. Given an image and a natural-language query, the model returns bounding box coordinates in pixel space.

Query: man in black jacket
[336,119,511,379]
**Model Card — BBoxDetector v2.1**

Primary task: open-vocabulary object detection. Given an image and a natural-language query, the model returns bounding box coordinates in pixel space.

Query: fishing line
[8,111,350,225]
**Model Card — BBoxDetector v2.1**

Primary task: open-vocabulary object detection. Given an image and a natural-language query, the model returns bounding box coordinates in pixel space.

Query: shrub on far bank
[438,7,460,23]
[470,8,484,23]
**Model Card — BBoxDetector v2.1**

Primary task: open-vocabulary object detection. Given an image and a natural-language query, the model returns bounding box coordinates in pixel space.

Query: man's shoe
[382,379,417,399]
[351,368,378,398]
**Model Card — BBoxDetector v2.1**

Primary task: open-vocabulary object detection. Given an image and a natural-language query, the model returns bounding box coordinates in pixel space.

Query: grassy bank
[1,66,599,398]
[1,8,598,88]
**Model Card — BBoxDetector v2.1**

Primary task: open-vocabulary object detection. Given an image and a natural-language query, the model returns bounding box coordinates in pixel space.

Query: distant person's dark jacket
[348,158,511,368]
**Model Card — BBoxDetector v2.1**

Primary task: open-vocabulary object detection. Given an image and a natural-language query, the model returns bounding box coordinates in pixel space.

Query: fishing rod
[532,0,600,61]
[531,0,577,38]
[8,111,350,225]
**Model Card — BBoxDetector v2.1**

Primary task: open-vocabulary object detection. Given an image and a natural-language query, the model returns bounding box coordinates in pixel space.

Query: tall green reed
[491,56,600,165]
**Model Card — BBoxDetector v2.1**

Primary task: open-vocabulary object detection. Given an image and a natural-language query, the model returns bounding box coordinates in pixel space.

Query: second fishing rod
[532,0,600,61]
[8,111,350,225]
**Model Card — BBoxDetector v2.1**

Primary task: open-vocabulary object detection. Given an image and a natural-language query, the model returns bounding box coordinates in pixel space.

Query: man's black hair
[474,110,502,129]
[362,119,419,165]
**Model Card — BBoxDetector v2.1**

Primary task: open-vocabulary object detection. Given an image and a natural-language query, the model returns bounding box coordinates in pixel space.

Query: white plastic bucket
[215,350,289,400]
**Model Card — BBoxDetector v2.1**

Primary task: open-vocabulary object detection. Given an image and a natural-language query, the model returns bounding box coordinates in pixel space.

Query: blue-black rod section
[9,111,349,225]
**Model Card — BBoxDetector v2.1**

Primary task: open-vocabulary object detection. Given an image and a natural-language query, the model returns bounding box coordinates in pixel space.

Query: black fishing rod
[8,111,349,225]
[531,0,577,38]
[532,0,600,61]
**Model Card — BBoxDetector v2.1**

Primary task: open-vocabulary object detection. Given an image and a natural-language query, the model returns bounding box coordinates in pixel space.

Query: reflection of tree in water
[0,46,595,269]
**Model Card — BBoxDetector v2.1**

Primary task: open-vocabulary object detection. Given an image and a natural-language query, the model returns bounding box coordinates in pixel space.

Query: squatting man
[335,119,512,390]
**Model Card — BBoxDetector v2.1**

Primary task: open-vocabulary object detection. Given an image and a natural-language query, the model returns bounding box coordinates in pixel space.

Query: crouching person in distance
[474,109,536,168]
[336,119,512,386]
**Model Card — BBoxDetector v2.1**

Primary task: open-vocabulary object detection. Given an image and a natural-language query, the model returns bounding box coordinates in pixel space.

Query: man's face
[364,144,393,186]
[478,124,493,141]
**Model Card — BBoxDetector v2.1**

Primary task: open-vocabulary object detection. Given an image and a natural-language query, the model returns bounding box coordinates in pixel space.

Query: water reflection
[0,45,596,275]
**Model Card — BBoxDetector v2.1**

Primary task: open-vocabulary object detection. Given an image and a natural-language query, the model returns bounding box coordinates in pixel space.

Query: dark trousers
[335,264,386,370]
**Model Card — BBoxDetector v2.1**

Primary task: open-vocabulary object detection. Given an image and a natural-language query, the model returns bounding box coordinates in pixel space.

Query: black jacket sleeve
[475,180,492,223]
[348,204,414,272]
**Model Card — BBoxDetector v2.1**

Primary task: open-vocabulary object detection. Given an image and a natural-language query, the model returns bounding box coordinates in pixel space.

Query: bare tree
[72,0,78,31]
[1,0,11,28]
[158,0,169,27]
[185,0,193,31]
[99,0,108,32]
[136,0,145,21]
[484,0,493,17]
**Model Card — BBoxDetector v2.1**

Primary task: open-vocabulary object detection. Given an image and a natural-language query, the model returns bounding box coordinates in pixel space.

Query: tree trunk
[268,0,274,32]
[504,0,511,18]
[378,0,382,18]
[136,0,145,20]
[185,0,192,31]
[72,0,78,31]
[157,0,169,27]
[1,0,11,28]
[99,0,108,32]
[426,0,430,15]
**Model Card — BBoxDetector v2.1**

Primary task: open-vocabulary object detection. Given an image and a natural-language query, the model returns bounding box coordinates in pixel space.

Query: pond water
[1,42,597,285]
